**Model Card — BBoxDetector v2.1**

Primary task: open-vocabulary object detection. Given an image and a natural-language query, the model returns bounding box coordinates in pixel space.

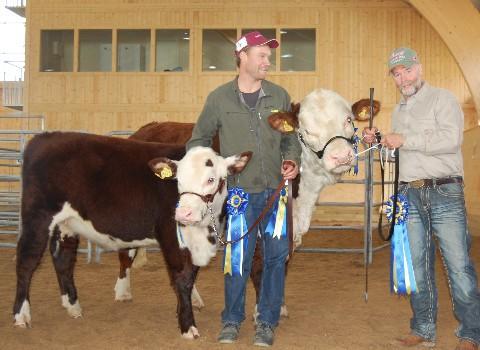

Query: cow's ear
[351,98,381,121]
[148,157,178,180]
[226,151,253,175]
[267,105,299,134]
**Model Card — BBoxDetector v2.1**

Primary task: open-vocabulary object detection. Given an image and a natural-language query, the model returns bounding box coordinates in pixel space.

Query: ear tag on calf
[282,120,294,132]
[386,194,417,296]
[224,187,249,276]
[155,166,173,179]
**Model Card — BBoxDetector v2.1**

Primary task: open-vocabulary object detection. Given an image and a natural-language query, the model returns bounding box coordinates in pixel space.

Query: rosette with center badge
[224,187,249,276]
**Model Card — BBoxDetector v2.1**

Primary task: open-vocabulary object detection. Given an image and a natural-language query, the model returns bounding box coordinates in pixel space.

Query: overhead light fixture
[281,53,293,58]
[280,30,288,34]
[208,65,217,70]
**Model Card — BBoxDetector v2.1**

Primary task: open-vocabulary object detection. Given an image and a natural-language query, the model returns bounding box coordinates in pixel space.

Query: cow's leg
[190,265,204,310]
[250,239,263,323]
[173,263,199,339]
[13,222,50,327]
[114,249,135,301]
[49,227,82,319]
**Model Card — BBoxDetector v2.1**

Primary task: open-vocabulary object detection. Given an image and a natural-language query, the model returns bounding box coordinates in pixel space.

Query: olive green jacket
[187,77,301,193]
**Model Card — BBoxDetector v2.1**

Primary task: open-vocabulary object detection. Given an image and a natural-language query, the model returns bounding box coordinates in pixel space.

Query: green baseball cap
[388,47,420,71]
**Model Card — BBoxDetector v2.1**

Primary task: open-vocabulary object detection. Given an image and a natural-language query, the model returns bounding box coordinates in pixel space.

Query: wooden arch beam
[407,0,480,121]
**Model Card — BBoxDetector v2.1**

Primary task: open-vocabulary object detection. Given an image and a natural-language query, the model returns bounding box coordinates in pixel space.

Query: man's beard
[400,78,423,97]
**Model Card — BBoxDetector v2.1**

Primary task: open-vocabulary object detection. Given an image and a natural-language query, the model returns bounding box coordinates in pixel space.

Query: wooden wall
[23,0,479,228]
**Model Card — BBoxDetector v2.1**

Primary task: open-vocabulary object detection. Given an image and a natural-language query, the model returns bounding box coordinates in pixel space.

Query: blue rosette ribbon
[265,184,288,240]
[386,194,417,295]
[224,187,249,276]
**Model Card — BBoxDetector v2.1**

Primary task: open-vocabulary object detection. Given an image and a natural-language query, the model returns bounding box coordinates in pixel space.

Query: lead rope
[208,180,286,246]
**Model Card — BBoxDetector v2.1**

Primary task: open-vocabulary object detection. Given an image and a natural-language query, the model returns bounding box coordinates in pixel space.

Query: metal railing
[1,81,24,107]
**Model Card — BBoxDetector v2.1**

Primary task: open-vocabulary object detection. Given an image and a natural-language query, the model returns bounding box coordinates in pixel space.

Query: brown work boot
[455,339,479,350]
[395,334,435,347]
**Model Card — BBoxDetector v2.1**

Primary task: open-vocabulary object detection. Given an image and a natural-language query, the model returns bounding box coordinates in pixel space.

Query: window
[40,30,74,72]
[156,29,189,72]
[79,30,112,72]
[202,29,236,71]
[280,29,315,71]
[117,30,150,72]
[241,29,277,69]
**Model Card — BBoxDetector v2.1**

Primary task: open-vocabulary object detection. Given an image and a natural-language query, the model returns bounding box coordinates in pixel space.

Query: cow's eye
[207,177,215,184]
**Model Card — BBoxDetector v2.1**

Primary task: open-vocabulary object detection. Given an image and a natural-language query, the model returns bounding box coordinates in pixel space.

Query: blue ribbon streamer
[224,187,249,276]
[386,194,417,295]
[352,126,360,175]
[265,186,287,239]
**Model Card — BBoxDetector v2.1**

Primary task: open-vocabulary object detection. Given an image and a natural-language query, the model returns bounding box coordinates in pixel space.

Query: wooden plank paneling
[23,0,479,223]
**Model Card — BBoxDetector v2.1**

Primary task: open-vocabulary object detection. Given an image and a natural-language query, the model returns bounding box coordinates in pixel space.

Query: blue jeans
[402,182,480,344]
[221,189,289,328]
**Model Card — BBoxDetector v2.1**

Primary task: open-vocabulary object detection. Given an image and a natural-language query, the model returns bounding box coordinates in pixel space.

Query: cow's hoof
[61,295,83,318]
[280,304,289,318]
[114,277,132,301]
[181,326,200,339]
[14,300,32,328]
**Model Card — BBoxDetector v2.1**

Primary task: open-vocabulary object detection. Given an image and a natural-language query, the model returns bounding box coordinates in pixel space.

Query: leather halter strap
[298,133,355,159]
[179,178,226,203]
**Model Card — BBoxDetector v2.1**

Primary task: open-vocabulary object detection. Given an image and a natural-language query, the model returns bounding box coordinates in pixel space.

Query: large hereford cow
[13,131,251,339]
[270,88,358,247]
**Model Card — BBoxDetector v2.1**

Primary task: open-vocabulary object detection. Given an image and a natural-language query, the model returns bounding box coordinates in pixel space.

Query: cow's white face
[298,89,356,174]
[153,147,251,226]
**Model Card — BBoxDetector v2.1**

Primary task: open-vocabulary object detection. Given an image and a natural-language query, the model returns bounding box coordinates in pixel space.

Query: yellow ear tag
[156,166,172,179]
[359,107,368,119]
[282,120,294,132]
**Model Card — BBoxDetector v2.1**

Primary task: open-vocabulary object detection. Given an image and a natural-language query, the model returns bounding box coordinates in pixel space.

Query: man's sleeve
[186,94,219,151]
[403,91,463,155]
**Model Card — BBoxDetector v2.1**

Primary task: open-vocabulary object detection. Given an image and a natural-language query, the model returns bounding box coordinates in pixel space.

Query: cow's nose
[175,207,193,222]
[331,148,354,165]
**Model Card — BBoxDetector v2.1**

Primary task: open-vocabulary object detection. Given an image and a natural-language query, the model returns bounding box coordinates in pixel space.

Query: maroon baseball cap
[235,31,279,54]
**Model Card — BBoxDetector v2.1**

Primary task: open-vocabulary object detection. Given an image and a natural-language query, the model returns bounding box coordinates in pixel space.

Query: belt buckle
[409,179,424,188]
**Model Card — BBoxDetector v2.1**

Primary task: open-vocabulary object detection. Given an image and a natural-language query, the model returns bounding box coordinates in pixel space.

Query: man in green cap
[364,47,480,350]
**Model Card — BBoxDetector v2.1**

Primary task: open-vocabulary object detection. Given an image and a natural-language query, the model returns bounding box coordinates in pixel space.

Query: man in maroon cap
[187,31,301,347]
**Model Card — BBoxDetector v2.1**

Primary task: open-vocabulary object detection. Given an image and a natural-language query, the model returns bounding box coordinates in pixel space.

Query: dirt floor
[0,230,479,350]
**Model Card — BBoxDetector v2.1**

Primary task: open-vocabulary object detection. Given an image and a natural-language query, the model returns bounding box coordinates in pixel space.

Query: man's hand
[362,127,378,144]
[281,160,299,180]
[381,133,404,149]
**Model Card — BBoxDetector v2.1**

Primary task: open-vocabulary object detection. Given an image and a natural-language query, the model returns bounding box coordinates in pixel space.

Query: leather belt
[400,176,463,189]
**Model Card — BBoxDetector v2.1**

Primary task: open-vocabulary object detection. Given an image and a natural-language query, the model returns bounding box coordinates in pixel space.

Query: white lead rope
[354,142,397,170]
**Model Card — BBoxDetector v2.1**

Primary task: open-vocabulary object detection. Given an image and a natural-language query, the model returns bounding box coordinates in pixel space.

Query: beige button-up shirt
[392,82,464,182]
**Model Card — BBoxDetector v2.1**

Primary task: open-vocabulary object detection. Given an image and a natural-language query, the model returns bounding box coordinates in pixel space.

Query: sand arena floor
[0,230,479,350]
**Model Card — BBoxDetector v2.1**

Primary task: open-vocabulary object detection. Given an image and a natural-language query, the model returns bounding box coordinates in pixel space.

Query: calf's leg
[49,227,82,318]
[13,220,50,327]
[114,249,135,301]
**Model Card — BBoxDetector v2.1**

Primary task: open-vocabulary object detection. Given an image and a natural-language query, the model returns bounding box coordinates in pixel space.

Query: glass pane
[79,30,112,72]
[40,30,74,72]
[117,29,150,72]
[202,29,236,71]
[280,29,315,72]
[156,29,189,72]
[241,29,277,69]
